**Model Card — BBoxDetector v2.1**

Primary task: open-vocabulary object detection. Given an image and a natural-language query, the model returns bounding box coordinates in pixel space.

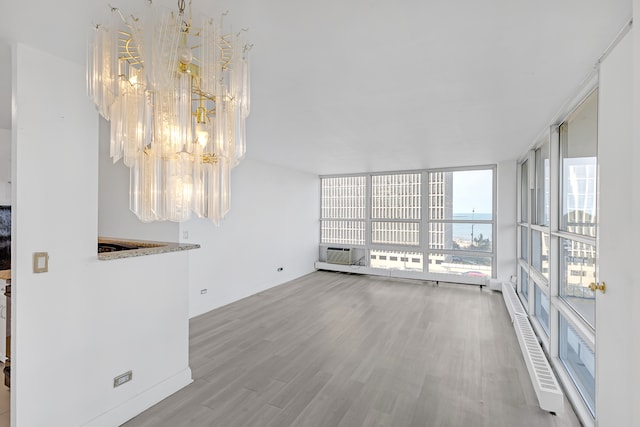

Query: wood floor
[124,271,581,427]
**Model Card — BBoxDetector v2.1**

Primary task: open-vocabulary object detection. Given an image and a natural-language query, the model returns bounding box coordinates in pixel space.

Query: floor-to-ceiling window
[517,89,597,421]
[319,166,496,282]
[427,169,494,278]
[370,172,422,271]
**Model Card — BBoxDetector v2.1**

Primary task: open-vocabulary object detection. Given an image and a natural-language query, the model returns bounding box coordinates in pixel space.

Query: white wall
[12,43,191,427]
[98,118,179,242]
[182,158,319,318]
[98,113,321,320]
[631,3,640,422]
[496,160,517,283]
[0,128,10,205]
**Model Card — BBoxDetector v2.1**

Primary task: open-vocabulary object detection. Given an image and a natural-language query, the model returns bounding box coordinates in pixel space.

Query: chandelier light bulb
[196,123,209,148]
[178,45,193,66]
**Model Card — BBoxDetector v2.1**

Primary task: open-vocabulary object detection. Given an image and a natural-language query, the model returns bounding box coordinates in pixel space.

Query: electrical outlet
[113,371,132,388]
[200,289,207,294]
[182,231,189,240]
[277,267,283,272]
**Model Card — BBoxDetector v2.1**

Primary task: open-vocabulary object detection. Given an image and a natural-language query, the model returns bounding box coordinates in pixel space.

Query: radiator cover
[501,281,564,413]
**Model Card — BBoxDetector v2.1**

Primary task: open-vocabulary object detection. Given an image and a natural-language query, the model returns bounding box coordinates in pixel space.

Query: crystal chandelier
[88,0,251,224]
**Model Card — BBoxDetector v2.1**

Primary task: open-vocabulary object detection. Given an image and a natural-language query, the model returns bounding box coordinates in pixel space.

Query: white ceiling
[0,0,632,175]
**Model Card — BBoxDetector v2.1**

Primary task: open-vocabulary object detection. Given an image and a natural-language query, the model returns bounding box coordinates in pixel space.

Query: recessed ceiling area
[0,0,632,174]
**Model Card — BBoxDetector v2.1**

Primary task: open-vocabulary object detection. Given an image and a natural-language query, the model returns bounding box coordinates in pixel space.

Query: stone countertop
[98,237,200,261]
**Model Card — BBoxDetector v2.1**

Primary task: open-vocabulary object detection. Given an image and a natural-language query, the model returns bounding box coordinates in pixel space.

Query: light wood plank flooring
[124,271,581,427]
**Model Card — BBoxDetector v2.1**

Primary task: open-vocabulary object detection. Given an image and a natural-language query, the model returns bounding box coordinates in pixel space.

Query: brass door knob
[588,282,606,294]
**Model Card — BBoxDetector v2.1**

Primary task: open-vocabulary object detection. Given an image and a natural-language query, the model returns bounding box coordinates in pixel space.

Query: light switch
[33,252,49,273]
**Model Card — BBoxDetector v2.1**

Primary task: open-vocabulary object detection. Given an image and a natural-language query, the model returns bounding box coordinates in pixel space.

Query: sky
[452,169,493,214]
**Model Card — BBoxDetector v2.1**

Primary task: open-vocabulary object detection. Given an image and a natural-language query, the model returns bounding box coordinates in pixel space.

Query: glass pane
[428,170,493,220]
[534,285,549,335]
[531,230,541,271]
[520,266,529,301]
[371,173,421,220]
[520,161,528,223]
[520,227,528,262]
[559,314,595,416]
[560,238,596,327]
[371,222,419,246]
[428,253,491,278]
[560,91,597,237]
[427,222,449,251]
[535,142,550,226]
[531,230,550,279]
[321,220,365,245]
[321,176,366,219]
[370,250,423,272]
[428,223,492,252]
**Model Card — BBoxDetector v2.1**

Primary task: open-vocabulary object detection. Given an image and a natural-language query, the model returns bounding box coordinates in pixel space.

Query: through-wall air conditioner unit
[327,247,352,265]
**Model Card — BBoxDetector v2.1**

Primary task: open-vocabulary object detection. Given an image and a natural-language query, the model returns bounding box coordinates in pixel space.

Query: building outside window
[534,284,550,335]
[320,176,366,245]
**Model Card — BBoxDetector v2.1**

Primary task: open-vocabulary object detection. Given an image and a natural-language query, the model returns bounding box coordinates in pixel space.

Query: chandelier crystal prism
[87,0,251,224]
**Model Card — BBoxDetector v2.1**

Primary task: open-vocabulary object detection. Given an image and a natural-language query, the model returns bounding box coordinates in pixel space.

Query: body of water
[451,213,492,241]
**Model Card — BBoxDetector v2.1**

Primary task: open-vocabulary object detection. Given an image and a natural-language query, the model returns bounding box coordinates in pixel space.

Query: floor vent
[326,247,352,265]
[501,281,527,321]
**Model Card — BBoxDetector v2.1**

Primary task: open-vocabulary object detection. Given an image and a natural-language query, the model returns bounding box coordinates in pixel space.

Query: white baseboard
[81,367,193,427]
[314,261,488,286]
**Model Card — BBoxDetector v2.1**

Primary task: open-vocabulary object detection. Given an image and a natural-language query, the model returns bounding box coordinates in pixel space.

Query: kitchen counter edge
[98,238,200,261]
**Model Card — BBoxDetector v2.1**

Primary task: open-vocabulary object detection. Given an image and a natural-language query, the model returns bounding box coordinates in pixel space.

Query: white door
[594,30,634,427]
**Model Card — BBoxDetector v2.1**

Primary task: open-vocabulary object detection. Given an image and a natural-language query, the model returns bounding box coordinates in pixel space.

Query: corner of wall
[497,160,517,283]
[185,158,319,318]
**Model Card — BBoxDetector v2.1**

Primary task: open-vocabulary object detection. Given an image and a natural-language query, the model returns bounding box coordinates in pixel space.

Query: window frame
[319,174,367,247]
[517,86,598,425]
[319,165,497,283]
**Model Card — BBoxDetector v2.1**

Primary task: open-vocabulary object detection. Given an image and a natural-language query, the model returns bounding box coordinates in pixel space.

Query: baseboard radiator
[501,282,564,413]
[501,281,527,321]
[326,247,352,265]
